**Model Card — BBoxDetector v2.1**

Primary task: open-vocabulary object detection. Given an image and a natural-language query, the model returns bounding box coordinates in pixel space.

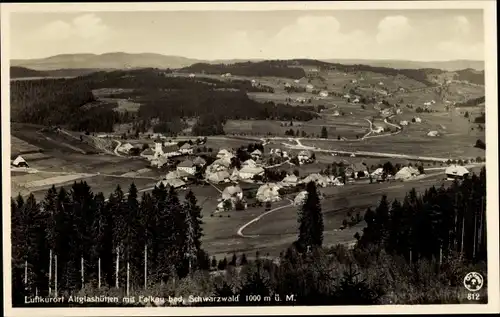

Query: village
[56,131,476,217]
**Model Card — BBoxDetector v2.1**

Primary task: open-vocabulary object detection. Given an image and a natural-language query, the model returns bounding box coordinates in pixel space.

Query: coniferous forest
[11,168,487,306]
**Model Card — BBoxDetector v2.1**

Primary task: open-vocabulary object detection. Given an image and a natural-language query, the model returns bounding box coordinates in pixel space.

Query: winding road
[237,198,294,238]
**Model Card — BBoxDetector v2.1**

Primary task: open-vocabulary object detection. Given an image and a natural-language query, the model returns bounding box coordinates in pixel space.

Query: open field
[11,123,99,155]
[11,136,42,156]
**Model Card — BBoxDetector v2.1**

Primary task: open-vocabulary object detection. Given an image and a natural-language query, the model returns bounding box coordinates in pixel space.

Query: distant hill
[10,66,108,79]
[12,52,484,72]
[11,52,204,71]
[454,68,485,85]
[321,59,484,72]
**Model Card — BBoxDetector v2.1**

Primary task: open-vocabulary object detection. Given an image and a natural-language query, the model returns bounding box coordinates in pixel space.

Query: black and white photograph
[2,1,499,315]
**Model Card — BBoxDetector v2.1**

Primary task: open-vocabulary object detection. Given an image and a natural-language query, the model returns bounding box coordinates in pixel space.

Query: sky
[9,9,485,61]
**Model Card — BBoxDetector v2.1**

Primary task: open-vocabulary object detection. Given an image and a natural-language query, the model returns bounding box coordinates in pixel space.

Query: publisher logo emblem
[463,272,484,292]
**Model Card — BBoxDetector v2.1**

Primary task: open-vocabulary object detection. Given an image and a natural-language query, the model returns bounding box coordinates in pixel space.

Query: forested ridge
[10,68,316,134]
[180,61,306,79]
[11,168,487,306]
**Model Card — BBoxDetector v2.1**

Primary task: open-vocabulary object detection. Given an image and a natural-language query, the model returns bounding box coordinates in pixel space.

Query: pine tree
[321,126,328,139]
[297,182,324,250]
[139,192,155,289]
[230,253,237,266]
[124,183,142,289]
[240,253,248,265]
[183,190,204,272]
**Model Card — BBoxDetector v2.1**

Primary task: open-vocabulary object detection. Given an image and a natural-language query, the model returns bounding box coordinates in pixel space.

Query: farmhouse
[280,174,299,187]
[319,90,329,98]
[118,143,134,154]
[306,84,314,92]
[242,159,257,168]
[217,149,233,159]
[373,126,385,134]
[179,143,194,155]
[284,83,292,88]
[217,185,246,212]
[12,155,29,168]
[189,73,196,78]
[332,110,341,117]
[230,167,240,182]
[250,149,263,160]
[238,166,265,180]
[294,191,308,206]
[301,173,331,187]
[395,166,420,181]
[206,170,231,184]
[343,94,351,99]
[427,131,439,137]
[298,150,313,164]
[296,96,307,103]
[400,120,409,126]
[294,79,300,83]
[256,183,282,203]
[177,159,196,175]
[352,98,360,103]
[193,156,207,167]
[346,163,369,179]
[151,157,169,168]
[370,168,384,178]
[141,147,155,159]
[445,165,470,180]
[413,117,422,123]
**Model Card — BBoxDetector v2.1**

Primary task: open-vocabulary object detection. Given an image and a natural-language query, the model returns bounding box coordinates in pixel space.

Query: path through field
[237,198,294,238]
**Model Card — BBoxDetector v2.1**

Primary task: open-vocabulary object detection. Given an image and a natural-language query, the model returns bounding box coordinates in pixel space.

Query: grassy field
[11,136,42,156]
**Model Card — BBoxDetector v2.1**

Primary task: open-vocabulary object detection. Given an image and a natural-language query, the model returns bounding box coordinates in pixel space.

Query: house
[293,191,308,206]
[395,166,420,181]
[319,90,329,98]
[141,147,155,160]
[250,149,263,160]
[193,156,207,167]
[179,143,194,155]
[370,168,384,178]
[294,79,300,84]
[12,155,29,168]
[396,108,403,114]
[118,143,134,154]
[306,84,314,92]
[280,174,299,187]
[189,73,196,78]
[256,183,282,203]
[445,165,470,180]
[427,131,439,137]
[238,166,265,180]
[269,148,282,156]
[343,94,351,99]
[225,73,232,77]
[424,101,432,107]
[296,96,307,103]
[352,98,360,103]
[216,185,246,212]
[400,120,409,126]
[346,163,368,178]
[150,157,169,168]
[297,150,313,164]
[379,81,384,86]
[217,149,233,159]
[373,126,384,134]
[300,173,331,187]
[242,159,257,168]
[284,83,292,88]
[351,79,357,84]
[206,170,231,183]
[332,110,340,117]
[177,159,196,175]
[413,117,422,123]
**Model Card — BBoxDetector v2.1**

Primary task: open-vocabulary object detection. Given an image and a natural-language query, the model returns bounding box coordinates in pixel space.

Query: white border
[2,1,498,316]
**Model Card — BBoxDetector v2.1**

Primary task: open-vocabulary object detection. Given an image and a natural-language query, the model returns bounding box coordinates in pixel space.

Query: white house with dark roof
[250,149,263,160]
[12,155,29,168]
[179,143,194,155]
[177,159,196,175]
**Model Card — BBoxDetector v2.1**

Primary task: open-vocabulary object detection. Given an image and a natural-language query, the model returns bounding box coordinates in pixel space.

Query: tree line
[179,61,306,79]
[11,182,207,305]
